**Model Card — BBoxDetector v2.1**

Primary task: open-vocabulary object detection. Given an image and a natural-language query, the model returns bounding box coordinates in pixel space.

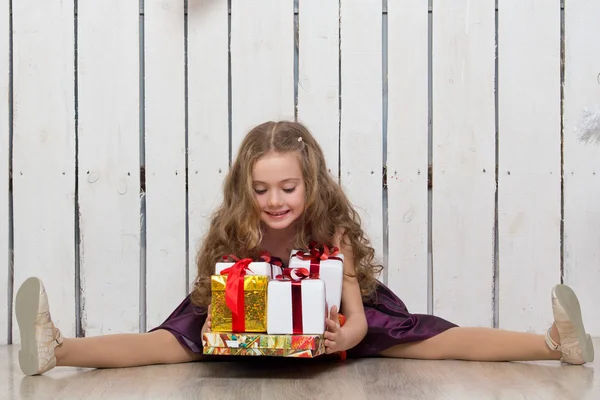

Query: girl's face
[252,151,306,232]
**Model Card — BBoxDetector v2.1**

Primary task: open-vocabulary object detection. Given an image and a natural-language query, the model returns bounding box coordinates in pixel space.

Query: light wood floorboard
[1,338,598,400]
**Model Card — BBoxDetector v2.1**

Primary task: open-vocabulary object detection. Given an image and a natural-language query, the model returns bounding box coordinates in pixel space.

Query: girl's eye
[254,189,267,195]
[283,187,296,193]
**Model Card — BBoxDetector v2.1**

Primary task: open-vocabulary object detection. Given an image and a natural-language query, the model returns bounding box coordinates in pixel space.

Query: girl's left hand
[324,305,347,354]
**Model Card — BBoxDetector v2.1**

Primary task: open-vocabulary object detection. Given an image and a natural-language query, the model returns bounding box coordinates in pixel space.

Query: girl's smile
[265,209,290,218]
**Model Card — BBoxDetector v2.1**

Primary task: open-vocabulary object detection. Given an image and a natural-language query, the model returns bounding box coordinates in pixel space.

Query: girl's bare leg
[15,277,202,375]
[379,324,562,362]
[380,284,594,364]
[55,329,203,368]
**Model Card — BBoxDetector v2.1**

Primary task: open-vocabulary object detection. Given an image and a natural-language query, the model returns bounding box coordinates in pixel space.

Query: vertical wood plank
[144,0,186,330]
[187,0,229,284]
[0,0,9,345]
[386,0,429,313]
[78,0,140,335]
[340,0,383,266]
[432,0,496,326]
[563,0,600,335]
[297,0,340,178]
[498,0,560,332]
[12,0,76,340]
[230,0,295,155]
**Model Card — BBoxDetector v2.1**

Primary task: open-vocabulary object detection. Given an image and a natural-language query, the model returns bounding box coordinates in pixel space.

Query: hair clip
[298,137,303,142]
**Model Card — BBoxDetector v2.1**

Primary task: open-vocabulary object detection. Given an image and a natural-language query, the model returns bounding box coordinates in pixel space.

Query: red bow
[258,250,284,267]
[222,251,283,276]
[292,242,342,276]
[295,241,340,261]
[219,257,252,332]
[275,267,319,281]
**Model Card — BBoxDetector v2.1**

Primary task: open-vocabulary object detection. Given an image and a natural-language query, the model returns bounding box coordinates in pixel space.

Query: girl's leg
[55,329,203,368]
[379,325,561,362]
[16,277,202,376]
[380,284,594,364]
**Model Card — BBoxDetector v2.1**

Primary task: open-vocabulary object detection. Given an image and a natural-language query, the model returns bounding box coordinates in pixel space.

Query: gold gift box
[211,275,268,332]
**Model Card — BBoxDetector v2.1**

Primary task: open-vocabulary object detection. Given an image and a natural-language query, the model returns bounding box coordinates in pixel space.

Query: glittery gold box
[211,275,268,332]
[203,332,325,358]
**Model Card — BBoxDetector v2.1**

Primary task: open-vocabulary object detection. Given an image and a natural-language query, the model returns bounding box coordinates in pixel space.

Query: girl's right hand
[201,304,212,345]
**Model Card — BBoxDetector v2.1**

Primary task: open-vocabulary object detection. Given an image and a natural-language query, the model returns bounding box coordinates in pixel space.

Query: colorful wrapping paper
[211,275,268,332]
[203,332,325,358]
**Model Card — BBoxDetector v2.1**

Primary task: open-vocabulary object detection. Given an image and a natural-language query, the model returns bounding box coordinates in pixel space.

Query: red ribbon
[276,268,319,334]
[220,257,252,332]
[292,242,342,275]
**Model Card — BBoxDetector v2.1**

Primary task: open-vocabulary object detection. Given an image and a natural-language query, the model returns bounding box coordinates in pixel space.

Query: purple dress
[150,280,457,358]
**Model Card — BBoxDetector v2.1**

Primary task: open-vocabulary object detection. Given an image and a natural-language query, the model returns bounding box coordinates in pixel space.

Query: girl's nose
[267,192,283,207]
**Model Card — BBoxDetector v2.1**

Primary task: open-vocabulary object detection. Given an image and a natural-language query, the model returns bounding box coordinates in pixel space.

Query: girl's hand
[324,305,348,353]
[201,305,212,345]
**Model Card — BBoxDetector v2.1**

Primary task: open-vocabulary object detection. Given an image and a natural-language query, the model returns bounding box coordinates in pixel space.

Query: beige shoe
[15,277,64,375]
[546,284,594,365]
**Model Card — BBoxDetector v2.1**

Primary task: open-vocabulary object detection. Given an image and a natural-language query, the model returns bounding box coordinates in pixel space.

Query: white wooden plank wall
[563,0,600,335]
[432,0,496,327]
[297,0,340,179]
[386,0,429,314]
[144,0,187,330]
[230,0,295,157]
[187,0,230,288]
[11,0,76,342]
[0,0,8,345]
[340,0,383,265]
[498,0,561,333]
[78,0,141,336]
[3,1,600,342]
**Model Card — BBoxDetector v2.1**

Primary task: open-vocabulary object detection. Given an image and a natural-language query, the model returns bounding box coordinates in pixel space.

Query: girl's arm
[323,229,368,353]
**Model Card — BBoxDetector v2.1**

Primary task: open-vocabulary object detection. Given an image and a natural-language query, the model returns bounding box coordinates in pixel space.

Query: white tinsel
[577,104,600,145]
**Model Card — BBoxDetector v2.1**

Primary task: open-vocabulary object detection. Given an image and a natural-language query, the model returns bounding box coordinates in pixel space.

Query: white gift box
[266,278,327,335]
[289,249,344,313]
[215,261,283,278]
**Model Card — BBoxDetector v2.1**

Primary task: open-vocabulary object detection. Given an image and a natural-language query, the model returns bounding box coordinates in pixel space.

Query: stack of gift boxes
[203,243,344,358]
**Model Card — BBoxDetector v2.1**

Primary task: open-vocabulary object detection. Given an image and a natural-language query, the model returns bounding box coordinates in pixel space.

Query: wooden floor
[1,339,598,400]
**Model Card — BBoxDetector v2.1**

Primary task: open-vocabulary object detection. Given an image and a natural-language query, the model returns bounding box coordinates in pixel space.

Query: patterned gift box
[211,274,268,332]
[203,332,325,358]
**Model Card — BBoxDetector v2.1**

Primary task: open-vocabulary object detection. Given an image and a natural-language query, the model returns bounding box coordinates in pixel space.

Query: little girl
[15,121,594,376]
